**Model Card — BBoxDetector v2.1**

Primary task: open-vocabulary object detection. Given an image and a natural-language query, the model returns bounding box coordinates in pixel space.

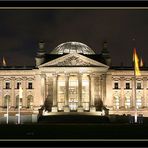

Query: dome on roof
[50,41,95,54]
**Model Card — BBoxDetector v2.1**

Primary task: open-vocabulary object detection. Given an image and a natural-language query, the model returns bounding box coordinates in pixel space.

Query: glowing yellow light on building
[2,56,7,66]
[133,48,141,76]
[19,84,23,99]
[140,58,144,67]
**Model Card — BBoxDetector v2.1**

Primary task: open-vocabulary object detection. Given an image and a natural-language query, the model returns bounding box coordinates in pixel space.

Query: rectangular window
[6,82,10,89]
[28,82,33,89]
[126,83,130,89]
[137,82,141,89]
[17,82,21,89]
[114,83,119,89]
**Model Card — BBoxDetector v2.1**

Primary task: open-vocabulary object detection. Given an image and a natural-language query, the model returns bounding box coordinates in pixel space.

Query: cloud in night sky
[0,9,148,66]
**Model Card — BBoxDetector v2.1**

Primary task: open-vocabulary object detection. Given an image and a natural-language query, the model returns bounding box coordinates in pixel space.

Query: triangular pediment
[38,53,109,68]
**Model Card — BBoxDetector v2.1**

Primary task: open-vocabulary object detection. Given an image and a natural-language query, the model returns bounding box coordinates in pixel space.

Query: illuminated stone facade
[0,41,148,118]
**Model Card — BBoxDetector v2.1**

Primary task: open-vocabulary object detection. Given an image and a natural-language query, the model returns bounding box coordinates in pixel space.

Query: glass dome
[50,41,95,54]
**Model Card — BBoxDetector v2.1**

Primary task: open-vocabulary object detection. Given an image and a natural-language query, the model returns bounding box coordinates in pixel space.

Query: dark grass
[38,115,110,123]
[0,123,148,139]
[0,115,148,140]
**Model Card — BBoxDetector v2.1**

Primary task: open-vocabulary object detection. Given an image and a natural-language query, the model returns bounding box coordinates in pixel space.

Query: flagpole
[6,97,9,124]
[18,96,20,124]
[18,84,23,124]
[134,67,137,123]
[133,48,140,123]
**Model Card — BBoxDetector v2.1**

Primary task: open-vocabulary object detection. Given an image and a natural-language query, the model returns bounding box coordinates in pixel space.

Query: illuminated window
[4,95,10,108]
[27,95,33,108]
[114,83,119,89]
[137,82,141,89]
[126,83,130,89]
[125,98,130,109]
[114,96,120,109]
[69,76,78,111]
[5,82,10,89]
[28,82,33,89]
[136,99,142,109]
[58,81,65,102]
[82,76,89,110]
[136,91,142,108]
[57,77,65,111]
[17,82,21,89]
[16,95,22,108]
[125,91,131,109]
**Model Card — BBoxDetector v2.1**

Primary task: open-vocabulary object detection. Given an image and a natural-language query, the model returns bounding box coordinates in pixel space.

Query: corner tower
[35,42,46,67]
[101,41,111,66]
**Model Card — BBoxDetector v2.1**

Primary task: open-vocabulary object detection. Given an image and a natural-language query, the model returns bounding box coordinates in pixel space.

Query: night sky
[0,9,148,66]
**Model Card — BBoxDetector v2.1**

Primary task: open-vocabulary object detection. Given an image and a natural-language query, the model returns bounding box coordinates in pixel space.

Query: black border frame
[0,0,148,147]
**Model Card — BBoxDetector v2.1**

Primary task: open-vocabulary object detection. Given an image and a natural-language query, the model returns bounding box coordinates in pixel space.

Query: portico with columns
[38,69,108,113]
[38,51,109,113]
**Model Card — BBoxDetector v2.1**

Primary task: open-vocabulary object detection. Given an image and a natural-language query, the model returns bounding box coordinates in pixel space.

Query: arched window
[27,95,33,108]
[136,91,142,109]
[4,95,10,108]
[113,91,120,110]
[125,92,131,109]
[16,95,22,108]
[114,96,120,109]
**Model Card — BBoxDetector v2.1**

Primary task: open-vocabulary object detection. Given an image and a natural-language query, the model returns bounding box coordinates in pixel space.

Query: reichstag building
[0,41,148,119]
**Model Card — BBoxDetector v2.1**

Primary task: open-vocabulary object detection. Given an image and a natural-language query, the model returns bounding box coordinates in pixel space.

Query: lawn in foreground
[0,123,148,139]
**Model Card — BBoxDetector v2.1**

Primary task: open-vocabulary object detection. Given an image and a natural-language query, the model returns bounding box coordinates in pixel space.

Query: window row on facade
[4,82,33,89]
[114,82,143,89]
[113,90,144,109]
[113,97,142,109]
[3,95,33,108]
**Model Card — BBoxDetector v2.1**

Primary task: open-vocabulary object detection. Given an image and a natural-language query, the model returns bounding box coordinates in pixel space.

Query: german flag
[140,57,144,67]
[133,48,141,76]
[2,56,6,66]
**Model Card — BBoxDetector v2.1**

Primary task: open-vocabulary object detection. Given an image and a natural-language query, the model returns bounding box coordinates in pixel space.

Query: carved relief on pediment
[39,53,109,68]
[56,56,91,66]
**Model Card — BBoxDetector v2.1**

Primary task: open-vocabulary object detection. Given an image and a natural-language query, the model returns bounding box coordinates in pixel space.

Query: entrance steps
[38,111,109,123]
[42,111,102,116]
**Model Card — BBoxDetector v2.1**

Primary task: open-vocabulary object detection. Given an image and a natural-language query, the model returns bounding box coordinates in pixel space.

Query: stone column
[45,77,49,98]
[102,74,107,103]
[64,73,70,112]
[51,73,58,112]
[41,74,46,105]
[11,77,15,109]
[98,76,101,99]
[105,73,113,110]
[101,75,103,102]
[120,77,125,109]
[143,77,147,108]
[77,73,83,112]
[90,74,96,112]
[132,77,135,108]
[88,75,91,107]
[22,77,27,108]
[0,77,3,110]
[2,78,5,109]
